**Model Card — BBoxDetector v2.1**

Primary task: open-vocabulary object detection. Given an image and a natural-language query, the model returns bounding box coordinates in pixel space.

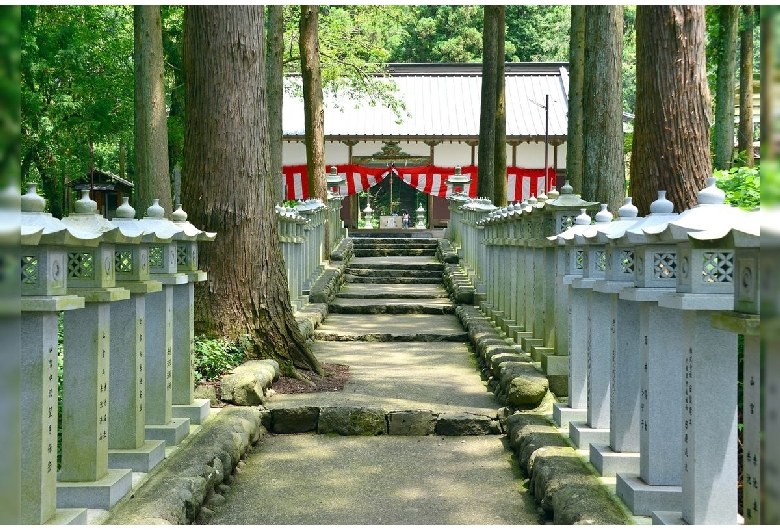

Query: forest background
[21,5,761,218]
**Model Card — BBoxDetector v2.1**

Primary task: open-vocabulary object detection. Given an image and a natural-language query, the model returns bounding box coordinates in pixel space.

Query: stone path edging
[103,407,265,525]
[266,406,501,436]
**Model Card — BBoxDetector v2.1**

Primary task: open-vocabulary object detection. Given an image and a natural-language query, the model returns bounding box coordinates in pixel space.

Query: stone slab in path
[265,342,497,416]
[336,283,449,299]
[314,314,467,341]
[348,256,444,270]
[204,435,541,525]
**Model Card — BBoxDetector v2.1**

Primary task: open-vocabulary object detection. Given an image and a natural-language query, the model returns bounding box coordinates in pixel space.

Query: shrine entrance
[344,142,450,230]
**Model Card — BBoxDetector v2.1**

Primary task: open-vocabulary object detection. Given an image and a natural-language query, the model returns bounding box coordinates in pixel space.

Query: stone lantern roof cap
[545,180,598,210]
[584,199,643,243]
[61,209,142,245]
[20,184,103,247]
[551,208,592,245]
[616,191,679,246]
[655,178,747,243]
[686,209,759,247]
[136,206,187,243]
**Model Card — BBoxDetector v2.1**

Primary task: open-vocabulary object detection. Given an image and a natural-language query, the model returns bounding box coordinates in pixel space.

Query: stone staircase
[316,238,463,318]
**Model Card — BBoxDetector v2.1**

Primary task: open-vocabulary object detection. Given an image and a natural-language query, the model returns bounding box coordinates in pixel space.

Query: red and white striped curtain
[282,164,553,202]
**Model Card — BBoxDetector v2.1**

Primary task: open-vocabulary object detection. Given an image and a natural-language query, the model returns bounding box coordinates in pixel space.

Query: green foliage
[0,6,20,189]
[193,335,250,382]
[713,164,760,210]
[22,5,134,215]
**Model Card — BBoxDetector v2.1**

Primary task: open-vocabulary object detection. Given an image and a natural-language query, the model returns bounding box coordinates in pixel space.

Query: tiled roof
[282,62,569,141]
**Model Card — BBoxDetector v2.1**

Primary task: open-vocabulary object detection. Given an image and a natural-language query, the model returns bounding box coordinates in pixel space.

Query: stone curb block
[435,412,501,436]
[454,303,551,409]
[504,413,630,525]
[436,239,459,264]
[317,407,387,436]
[330,238,354,262]
[295,302,328,340]
[271,406,320,433]
[310,262,348,304]
[387,410,438,435]
[103,407,264,525]
[266,407,503,437]
[220,360,280,406]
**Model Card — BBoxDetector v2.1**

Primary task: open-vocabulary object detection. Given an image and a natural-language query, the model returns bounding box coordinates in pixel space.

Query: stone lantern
[105,198,167,474]
[362,197,374,229]
[136,201,191,447]
[580,199,645,478]
[650,178,746,525]
[445,165,471,199]
[696,213,760,523]
[20,183,95,524]
[326,165,346,198]
[170,204,216,425]
[550,208,593,428]
[610,191,683,517]
[56,189,138,510]
[415,202,426,229]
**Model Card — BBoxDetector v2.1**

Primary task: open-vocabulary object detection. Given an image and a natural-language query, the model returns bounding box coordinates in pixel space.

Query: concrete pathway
[204,238,542,525]
[207,435,540,525]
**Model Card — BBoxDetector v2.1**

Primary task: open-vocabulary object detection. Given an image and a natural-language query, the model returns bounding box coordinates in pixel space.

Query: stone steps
[328,298,456,315]
[336,284,449,299]
[314,314,467,342]
[343,275,443,285]
[351,238,439,247]
[351,242,440,249]
[345,268,443,278]
[353,248,437,257]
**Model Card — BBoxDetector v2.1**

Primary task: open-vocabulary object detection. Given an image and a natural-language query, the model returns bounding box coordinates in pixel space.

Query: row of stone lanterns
[20,184,214,524]
[447,177,764,524]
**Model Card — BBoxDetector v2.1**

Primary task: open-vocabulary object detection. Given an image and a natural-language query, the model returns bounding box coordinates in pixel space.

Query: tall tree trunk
[267,5,285,205]
[493,6,507,207]
[300,6,325,201]
[713,5,739,170]
[631,6,711,215]
[299,5,329,258]
[134,5,172,214]
[761,8,774,162]
[566,5,585,195]
[182,6,322,376]
[738,5,754,167]
[582,6,624,213]
[477,6,498,201]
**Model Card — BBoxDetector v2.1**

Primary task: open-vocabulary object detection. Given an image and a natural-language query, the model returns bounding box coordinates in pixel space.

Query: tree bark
[738,5,754,167]
[582,6,624,213]
[267,5,285,204]
[631,6,712,215]
[134,5,172,215]
[493,6,507,207]
[299,5,330,259]
[566,6,585,195]
[182,5,322,376]
[477,6,498,201]
[713,5,739,170]
[300,6,326,201]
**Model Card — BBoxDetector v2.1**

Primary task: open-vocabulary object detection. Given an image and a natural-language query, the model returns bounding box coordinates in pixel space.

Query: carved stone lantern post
[136,201,191,447]
[56,190,135,510]
[582,199,643,477]
[105,198,167,473]
[651,178,748,525]
[612,191,682,517]
[20,183,92,524]
[170,204,216,425]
